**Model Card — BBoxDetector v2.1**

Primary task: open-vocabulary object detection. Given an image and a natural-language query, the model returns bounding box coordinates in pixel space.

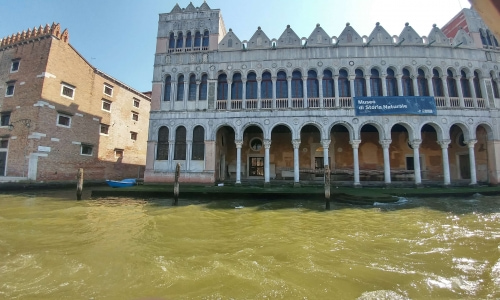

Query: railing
[324,97,335,108]
[292,98,303,108]
[477,98,486,108]
[464,98,474,108]
[167,47,208,53]
[435,97,446,107]
[216,100,227,110]
[246,99,258,109]
[339,97,352,108]
[450,97,460,107]
[261,99,272,109]
[231,100,242,110]
[276,98,288,109]
[308,98,320,108]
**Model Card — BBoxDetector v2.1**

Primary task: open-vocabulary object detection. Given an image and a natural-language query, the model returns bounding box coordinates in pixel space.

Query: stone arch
[216,70,228,77]
[447,121,472,140]
[447,67,459,77]
[246,69,259,78]
[211,122,238,140]
[322,66,336,75]
[432,66,445,77]
[389,122,416,140]
[473,68,484,78]
[418,122,445,140]
[459,66,471,77]
[473,122,495,140]
[150,124,172,140]
[241,122,266,139]
[292,67,305,76]
[358,120,386,140]
[261,68,273,77]
[368,65,383,75]
[386,65,398,76]
[329,121,355,141]
[354,66,367,74]
[416,65,431,76]
[400,65,415,76]
[297,121,324,139]
[269,122,295,139]
[188,123,209,140]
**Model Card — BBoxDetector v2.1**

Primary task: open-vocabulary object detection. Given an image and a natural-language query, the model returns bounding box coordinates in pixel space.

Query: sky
[0,0,471,92]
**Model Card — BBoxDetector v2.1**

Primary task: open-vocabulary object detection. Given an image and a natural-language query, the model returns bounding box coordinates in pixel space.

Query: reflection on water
[0,190,500,299]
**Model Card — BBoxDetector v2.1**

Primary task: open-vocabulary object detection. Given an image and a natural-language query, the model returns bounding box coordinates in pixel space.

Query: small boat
[106,178,137,188]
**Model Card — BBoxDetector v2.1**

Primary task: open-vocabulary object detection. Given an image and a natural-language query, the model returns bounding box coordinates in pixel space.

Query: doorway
[0,152,6,176]
[459,154,471,179]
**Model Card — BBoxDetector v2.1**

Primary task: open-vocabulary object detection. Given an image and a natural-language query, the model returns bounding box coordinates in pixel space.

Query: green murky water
[0,190,499,299]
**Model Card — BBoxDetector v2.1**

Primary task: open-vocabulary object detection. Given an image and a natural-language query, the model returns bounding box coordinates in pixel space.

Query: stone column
[257,77,262,109]
[184,81,189,110]
[396,75,403,96]
[318,75,324,108]
[292,139,301,186]
[321,139,330,167]
[302,76,308,108]
[227,79,232,110]
[168,139,175,170]
[272,76,277,109]
[195,79,200,103]
[412,76,419,96]
[441,76,450,107]
[480,77,490,108]
[241,79,247,109]
[365,75,372,97]
[287,76,292,107]
[380,139,392,185]
[264,140,271,185]
[333,75,340,107]
[186,140,192,170]
[350,139,361,187]
[349,75,356,99]
[170,81,176,110]
[468,77,477,107]
[467,140,478,186]
[427,75,434,96]
[410,139,422,186]
[235,140,243,184]
[380,75,388,96]
[455,76,465,107]
[437,139,451,186]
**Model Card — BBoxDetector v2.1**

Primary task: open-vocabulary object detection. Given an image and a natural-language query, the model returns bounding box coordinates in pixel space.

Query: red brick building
[0,23,150,182]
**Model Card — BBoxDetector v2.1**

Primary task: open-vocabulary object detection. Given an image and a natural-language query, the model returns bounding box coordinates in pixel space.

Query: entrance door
[249,157,264,176]
[0,152,6,176]
[459,154,471,179]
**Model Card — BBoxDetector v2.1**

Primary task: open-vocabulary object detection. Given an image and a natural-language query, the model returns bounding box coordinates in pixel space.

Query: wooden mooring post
[325,165,331,210]
[173,163,180,205]
[76,168,83,200]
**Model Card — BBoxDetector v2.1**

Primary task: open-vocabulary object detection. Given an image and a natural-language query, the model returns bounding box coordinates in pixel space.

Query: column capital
[256,77,262,82]
[271,76,277,81]
[437,139,451,148]
[227,79,232,84]
[364,75,371,80]
[466,139,477,148]
[196,80,201,84]
[235,140,243,148]
[410,139,422,149]
[302,76,308,81]
[264,140,272,149]
[292,139,301,148]
[321,139,331,148]
[168,139,175,144]
[350,139,362,149]
[454,75,461,80]
[348,75,356,81]
[396,74,403,79]
[186,139,193,143]
[379,139,392,148]
[333,75,339,80]
[241,78,247,83]
[287,76,292,81]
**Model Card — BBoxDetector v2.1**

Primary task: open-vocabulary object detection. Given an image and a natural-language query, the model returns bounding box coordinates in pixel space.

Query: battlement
[0,22,69,48]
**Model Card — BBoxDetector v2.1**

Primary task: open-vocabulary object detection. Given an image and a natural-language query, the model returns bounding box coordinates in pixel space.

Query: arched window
[386,68,398,96]
[192,126,205,160]
[177,75,185,101]
[217,74,228,100]
[291,71,303,98]
[246,72,257,99]
[354,69,366,97]
[486,30,493,46]
[174,126,186,160]
[202,30,209,47]
[460,70,471,97]
[261,72,272,99]
[232,73,243,99]
[402,68,414,96]
[432,69,444,96]
[491,73,499,98]
[168,33,175,49]
[157,126,169,160]
[186,31,192,48]
[480,29,488,46]
[277,71,288,98]
[164,75,171,101]
[447,69,458,97]
[188,74,196,100]
[417,68,429,96]
[176,32,184,48]
[199,74,208,100]
[370,69,382,96]
[228,39,233,48]
[307,70,319,98]
[338,69,350,97]
[323,70,334,97]
[473,71,482,98]
[194,31,201,47]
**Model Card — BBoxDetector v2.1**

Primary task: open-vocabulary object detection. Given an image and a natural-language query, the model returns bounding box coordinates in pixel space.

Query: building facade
[0,23,151,182]
[146,2,500,187]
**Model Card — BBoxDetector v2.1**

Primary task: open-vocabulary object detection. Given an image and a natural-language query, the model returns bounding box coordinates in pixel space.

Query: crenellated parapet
[0,22,69,48]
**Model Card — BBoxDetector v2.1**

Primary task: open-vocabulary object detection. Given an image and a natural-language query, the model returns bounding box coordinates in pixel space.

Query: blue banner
[354,96,437,116]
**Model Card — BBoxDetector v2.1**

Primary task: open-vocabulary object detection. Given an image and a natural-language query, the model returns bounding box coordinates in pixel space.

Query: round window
[250,138,262,151]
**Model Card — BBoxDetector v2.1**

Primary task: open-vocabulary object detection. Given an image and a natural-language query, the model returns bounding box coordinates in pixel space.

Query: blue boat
[106,178,137,188]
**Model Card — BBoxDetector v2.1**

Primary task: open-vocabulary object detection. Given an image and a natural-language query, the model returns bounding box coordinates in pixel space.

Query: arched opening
[354,69,366,97]
[277,71,288,99]
[261,72,272,102]
[291,70,303,99]
[177,75,185,101]
[164,75,171,101]
[194,31,201,47]
[215,125,236,181]
[417,68,429,96]
[174,126,187,160]
[402,68,414,96]
[199,74,208,100]
[419,124,440,181]
[323,70,334,98]
[359,124,382,181]
[246,72,257,99]
[475,125,490,183]
[460,70,471,98]
[370,68,382,96]
[389,124,414,181]
[271,125,293,180]
[447,69,458,97]
[473,71,482,98]
[192,126,205,161]
[186,31,192,48]
[338,69,350,97]
[217,74,228,100]
[188,74,196,100]
[491,73,499,99]
[168,32,175,50]
[156,126,169,160]
[432,69,444,96]
[176,32,184,49]
[329,124,352,181]
[202,30,209,47]
[386,68,398,96]
[243,125,264,178]
[300,125,322,179]
[231,73,243,100]
[307,70,319,98]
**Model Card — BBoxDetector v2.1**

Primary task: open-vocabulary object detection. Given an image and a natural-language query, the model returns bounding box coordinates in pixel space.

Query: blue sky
[1,0,470,92]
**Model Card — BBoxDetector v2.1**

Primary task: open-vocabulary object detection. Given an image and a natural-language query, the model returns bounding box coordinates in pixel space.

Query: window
[291,71,303,98]
[176,32,184,48]
[202,30,209,47]
[199,74,208,100]
[473,71,482,98]
[232,73,243,100]
[432,69,444,96]
[192,126,205,160]
[115,149,124,158]
[81,144,93,156]
[10,60,20,73]
[0,140,8,148]
[57,113,71,128]
[103,84,113,97]
[447,69,458,97]
[130,131,138,140]
[217,74,228,100]
[370,69,382,96]
[386,68,398,96]
[250,137,263,151]
[168,32,175,49]
[354,69,366,97]
[307,70,319,98]
[323,70,334,98]
[164,75,171,101]
[417,69,429,96]
[132,112,139,121]
[460,70,471,98]
[5,83,15,97]
[277,71,288,98]
[177,75,185,101]
[261,72,272,99]
[338,70,350,97]
[157,126,169,160]
[0,112,10,127]
[247,72,258,99]
[186,31,192,48]
[102,100,111,111]
[61,83,75,99]
[402,68,414,96]
[133,98,140,108]
[100,123,109,135]
[174,126,186,160]
[188,74,196,100]
[194,31,201,47]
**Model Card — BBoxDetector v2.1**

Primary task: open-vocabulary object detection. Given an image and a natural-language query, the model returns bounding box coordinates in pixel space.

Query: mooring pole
[325,165,331,210]
[173,163,180,205]
[76,168,83,200]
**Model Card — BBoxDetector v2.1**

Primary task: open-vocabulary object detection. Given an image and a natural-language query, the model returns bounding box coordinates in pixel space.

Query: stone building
[146,2,500,187]
[0,23,151,182]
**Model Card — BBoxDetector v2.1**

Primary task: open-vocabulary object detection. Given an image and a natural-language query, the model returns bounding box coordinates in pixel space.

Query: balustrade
[231,100,242,110]
[261,99,272,109]
[464,98,474,108]
[434,97,446,107]
[339,97,352,108]
[292,98,303,108]
[246,100,258,109]
[450,97,460,107]
[276,98,288,109]
[308,98,320,108]
[323,98,335,108]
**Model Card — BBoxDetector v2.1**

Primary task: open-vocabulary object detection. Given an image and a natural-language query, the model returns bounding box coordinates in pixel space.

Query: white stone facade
[146,2,500,186]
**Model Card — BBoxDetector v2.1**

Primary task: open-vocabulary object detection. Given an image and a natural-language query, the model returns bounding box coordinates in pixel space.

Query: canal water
[0,190,499,299]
